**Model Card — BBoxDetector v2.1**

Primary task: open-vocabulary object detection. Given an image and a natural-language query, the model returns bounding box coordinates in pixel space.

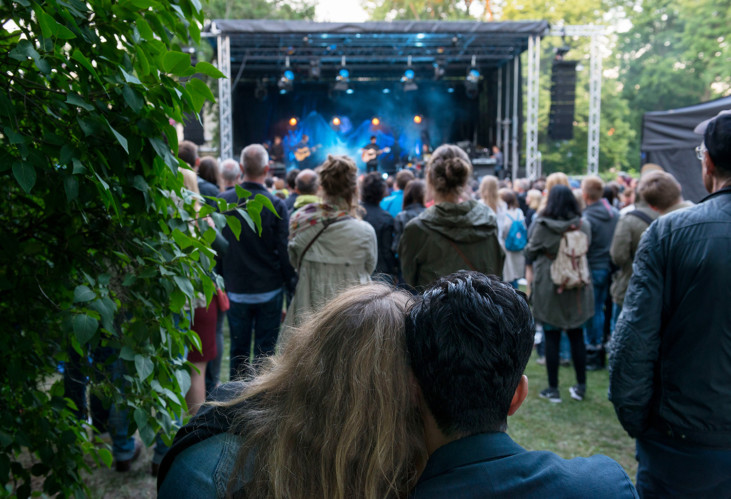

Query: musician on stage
[295,134,316,168]
[361,136,381,173]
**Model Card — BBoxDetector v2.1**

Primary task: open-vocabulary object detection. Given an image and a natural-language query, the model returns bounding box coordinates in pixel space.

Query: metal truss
[217,35,234,162]
[525,35,541,179]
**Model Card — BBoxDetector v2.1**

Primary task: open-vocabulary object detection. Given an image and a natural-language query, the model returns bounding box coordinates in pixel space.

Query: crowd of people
[91,110,731,497]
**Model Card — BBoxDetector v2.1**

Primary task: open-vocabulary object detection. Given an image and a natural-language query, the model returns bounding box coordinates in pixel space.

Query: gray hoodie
[583,199,619,271]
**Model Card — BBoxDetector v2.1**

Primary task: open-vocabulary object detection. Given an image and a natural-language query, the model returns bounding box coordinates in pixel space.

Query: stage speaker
[549,60,577,141]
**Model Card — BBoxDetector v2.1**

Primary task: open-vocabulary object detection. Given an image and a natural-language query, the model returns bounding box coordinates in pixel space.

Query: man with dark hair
[380,169,415,218]
[610,110,731,497]
[361,135,381,173]
[407,272,637,498]
[219,144,295,378]
[581,174,619,369]
[283,168,301,211]
[360,172,397,281]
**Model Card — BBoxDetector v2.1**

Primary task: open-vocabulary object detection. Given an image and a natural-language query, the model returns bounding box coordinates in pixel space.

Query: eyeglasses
[695,144,707,161]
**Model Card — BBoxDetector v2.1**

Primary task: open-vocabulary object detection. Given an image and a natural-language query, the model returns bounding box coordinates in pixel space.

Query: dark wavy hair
[542,184,581,220]
[361,171,387,204]
[402,179,425,209]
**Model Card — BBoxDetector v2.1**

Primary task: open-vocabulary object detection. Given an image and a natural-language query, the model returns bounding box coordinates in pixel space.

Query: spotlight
[433,61,445,80]
[289,117,298,127]
[382,88,391,94]
[371,117,380,126]
[278,61,294,94]
[335,56,349,92]
[332,117,341,126]
[345,88,354,94]
[401,58,418,92]
[309,59,321,79]
[465,58,480,99]
[413,115,423,125]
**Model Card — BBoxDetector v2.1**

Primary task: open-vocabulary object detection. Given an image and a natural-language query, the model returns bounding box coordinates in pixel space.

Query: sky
[315,0,369,22]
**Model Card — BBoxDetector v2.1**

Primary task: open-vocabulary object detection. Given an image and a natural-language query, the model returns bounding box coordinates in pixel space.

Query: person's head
[370,135,377,144]
[426,144,472,202]
[543,184,581,220]
[361,171,387,204]
[197,156,220,189]
[492,145,500,154]
[395,169,415,191]
[240,144,269,181]
[499,188,518,209]
[406,272,533,439]
[402,179,426,210]
[581,175,605,204]
[228,283,425,498]
[545,172,569,194]
[696,110,731,193]
[515,178,529,194]
[295,168,318,195]
[526,189,542,210]
[637,171,683,213]
[317,154,359,214]
[273,135,282,145]
[220,158,242,188]
[301,134,309,143]
[178,140,198,168]
[479,175,500,212]
[285,168,301,190]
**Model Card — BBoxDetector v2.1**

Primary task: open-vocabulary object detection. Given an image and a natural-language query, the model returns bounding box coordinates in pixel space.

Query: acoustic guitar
[361,147,391,163]
[294,144,321,162]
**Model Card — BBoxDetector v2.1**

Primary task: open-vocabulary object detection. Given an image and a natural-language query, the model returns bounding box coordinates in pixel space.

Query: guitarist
[294,135,318,168]
[361,136,382,173]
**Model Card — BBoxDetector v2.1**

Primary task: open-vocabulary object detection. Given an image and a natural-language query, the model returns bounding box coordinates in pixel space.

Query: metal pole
[496,67,502,148]
[512,56,519,181]
[503,62,511,172]
[587,32,602,175]
[217,35,233,161]
[525,35,541,180]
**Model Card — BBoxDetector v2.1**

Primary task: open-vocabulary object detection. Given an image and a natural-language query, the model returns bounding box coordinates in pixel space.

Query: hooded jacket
[583,198,619,271]
[524,215,594,329]
[399,200,504,289]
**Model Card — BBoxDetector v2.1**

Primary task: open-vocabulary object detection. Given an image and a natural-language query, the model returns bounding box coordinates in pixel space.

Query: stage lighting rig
[464,56,480,99]
[433,60,446,80]
[309,59,321,79]
[334,56,349,92]
[401,56,418,92]
[278,57,294,94]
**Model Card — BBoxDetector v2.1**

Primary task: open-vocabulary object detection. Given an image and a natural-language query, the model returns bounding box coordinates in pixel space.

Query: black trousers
[545,327,586,388]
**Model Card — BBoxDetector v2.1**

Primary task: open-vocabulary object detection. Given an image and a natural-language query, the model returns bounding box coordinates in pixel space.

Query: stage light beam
[289,117,298,127]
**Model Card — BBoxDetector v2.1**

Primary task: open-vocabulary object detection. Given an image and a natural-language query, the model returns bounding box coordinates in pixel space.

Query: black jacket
[361,202,398,277]
[609,187,731,448]
[197,177,220,208]
[582,198,619,271]
[218,182,295,294]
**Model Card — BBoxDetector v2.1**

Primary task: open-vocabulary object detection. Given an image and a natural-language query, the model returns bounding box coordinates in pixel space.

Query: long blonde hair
[224,283,425,499]
[479,175,500,213]
[538,172,570,212]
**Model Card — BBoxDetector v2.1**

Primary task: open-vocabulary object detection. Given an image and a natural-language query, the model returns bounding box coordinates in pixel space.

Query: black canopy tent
[208,20,549,165]
[641,96,731,203]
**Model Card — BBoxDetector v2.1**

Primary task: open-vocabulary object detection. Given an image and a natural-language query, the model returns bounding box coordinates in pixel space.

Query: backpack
[550,223,591,293]
[504,211,528,252]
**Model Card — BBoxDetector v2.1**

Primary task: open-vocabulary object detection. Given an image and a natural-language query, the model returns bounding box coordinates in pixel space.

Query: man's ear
[508,375,529,416]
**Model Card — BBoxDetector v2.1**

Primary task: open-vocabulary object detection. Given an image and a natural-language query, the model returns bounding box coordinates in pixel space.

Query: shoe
[115,440,141,472]
[536,356,546,365]
[151,462,160,477]
[560,359,571,367]
[569,384,586,401]
[539,387,562,403]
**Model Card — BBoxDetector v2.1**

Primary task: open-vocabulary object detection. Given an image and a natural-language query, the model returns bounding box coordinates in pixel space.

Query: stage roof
[208,20,549,80]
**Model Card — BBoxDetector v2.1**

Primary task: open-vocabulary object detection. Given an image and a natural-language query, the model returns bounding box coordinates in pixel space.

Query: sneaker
[569,384,586,401]
[536,356,546,365]
[539,387,562,403]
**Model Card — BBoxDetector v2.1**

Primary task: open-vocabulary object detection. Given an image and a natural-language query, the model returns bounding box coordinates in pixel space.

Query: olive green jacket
[525,215,594,329]
[399,200,504,289]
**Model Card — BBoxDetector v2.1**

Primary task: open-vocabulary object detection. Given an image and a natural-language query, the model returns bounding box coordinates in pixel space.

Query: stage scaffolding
[207,21,604,178]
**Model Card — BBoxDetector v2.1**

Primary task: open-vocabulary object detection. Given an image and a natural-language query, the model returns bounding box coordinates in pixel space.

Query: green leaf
[174,368,191,395]
[194,61,225,79]
[72,314,98,345]
[64,176,78,202]
[122,85,144,112]
[71,49,102,85]
[172,228,194,249]
[235,185,251,200]
[173,275,194,298]
[72,158,86,174]
[37,10,56,38]
[236,208,256,233]
[162,51,191,75]
[66,93,94,111]
[134,45,150,75]
[73,285,95,303]
[226,215,241,240]
[9,40,40,62]
[119,346,136,361]
[105,119,129,154]
[211,211,226,229]
[134,354,154,380]
[170,289,186,311]
[185,78,215,109]
[98,448,113,469]
[247,202,262,236]
[12,162,36,193]
[254,193,279,217]
[121,68,142,86]
[135,15,154,40]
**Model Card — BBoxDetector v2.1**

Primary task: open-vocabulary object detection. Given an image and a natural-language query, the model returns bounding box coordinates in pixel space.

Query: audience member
[392,179,426,254]
[479,175,505,237]
[289,168,319,214]
[283,167,301,211]
[610,110,731,497]
[361,172,398,281]
[499,189,526,288]
[219,145,294,378]
[637,170,694,215]
[220,158,242,191]
[407,272,637,498]
[381,169,415,218]
[399,144,504,289]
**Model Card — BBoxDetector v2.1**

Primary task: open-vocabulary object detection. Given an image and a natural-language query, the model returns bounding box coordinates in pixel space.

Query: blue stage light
[346,88,354,94]
[467,68,480,83]
[404,68,415,80]
[283,70,294,81]
[382,88,391,94]
[447,87,455,93]
[339,68,350,79]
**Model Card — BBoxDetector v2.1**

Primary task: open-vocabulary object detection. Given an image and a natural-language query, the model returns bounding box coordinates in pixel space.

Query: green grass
[510,351,637,479]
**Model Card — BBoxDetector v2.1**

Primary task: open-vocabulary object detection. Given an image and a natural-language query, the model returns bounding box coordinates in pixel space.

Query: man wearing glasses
[609,109,731,496]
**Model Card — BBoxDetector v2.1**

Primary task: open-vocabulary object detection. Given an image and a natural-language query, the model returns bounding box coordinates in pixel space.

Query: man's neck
[242,176,266,185]
[711,176,731,193]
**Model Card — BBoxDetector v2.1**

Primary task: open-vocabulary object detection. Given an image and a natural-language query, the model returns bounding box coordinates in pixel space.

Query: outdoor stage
[205,20,549,176]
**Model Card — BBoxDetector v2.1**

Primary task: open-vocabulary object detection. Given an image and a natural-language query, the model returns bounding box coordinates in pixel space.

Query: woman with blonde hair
[399,144,503,289]
[157,283,426,498]
[284,155,377,332]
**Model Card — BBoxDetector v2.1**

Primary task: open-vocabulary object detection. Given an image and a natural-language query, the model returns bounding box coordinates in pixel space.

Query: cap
[694,109,731,134]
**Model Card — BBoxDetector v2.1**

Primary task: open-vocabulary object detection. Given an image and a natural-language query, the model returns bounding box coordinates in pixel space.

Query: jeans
[228,291,283,380]
[205,311,226,395]
[586,268,610,346]
[636,438,731,498]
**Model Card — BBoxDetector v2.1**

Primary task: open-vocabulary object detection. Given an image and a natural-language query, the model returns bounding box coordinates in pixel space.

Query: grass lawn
[79,325,637,497]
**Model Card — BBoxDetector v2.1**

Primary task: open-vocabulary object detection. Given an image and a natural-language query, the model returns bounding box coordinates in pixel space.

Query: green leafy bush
[0,1,263,496]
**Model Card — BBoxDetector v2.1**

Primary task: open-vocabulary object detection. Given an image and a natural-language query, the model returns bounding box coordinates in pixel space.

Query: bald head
[241,144,269,181]
[295,169,318,195]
